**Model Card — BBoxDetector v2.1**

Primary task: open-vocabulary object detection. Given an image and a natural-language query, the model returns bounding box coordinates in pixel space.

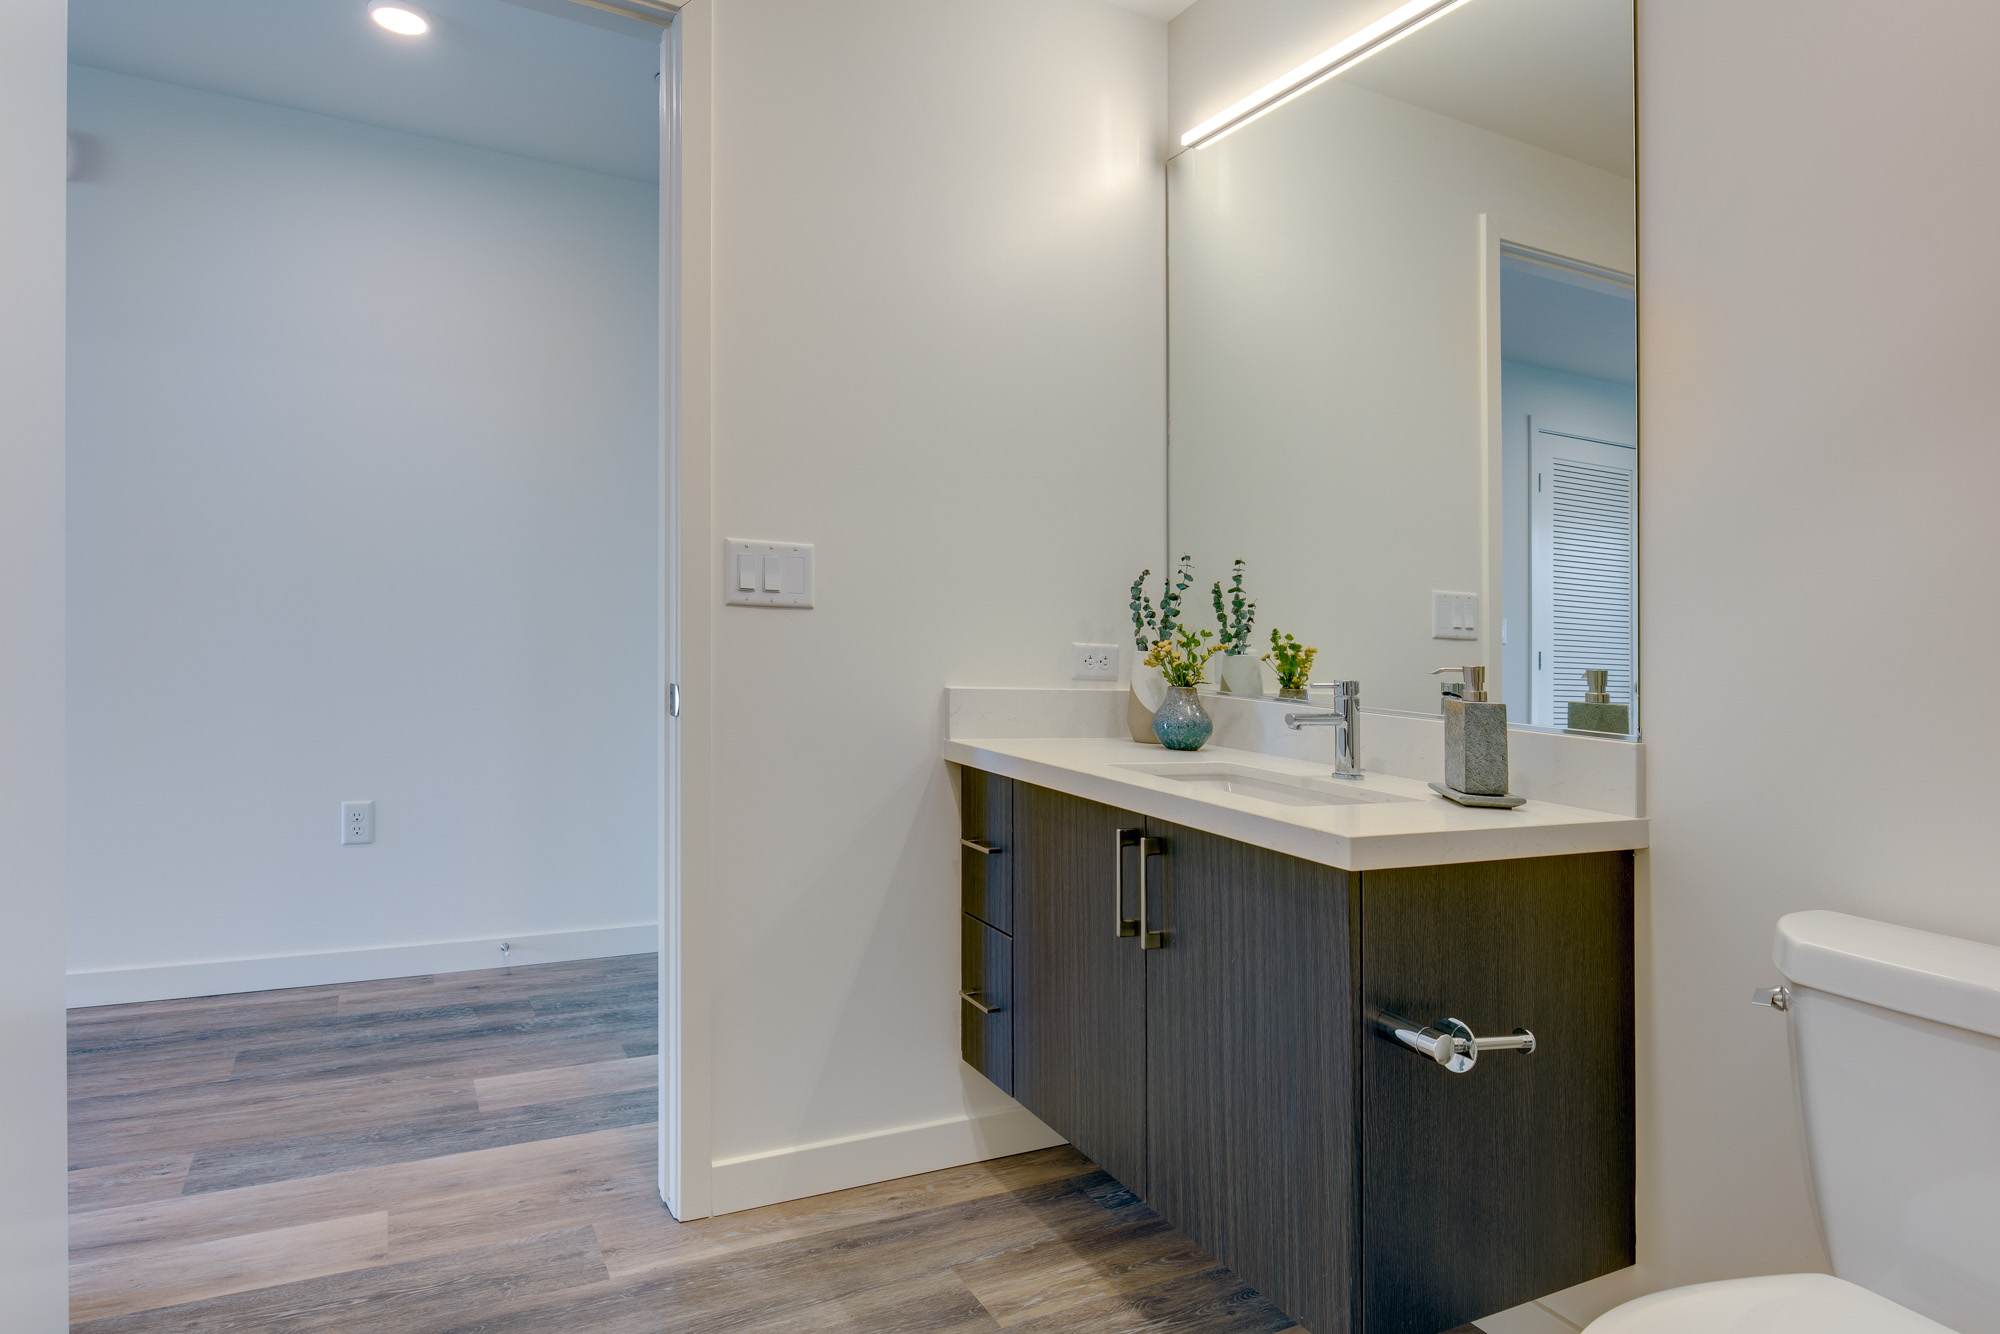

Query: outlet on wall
[341,800,375,845]
[1072,643,1120,680]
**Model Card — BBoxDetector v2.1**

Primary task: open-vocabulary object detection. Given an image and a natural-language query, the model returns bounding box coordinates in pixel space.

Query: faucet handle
[1306,680,1358,698]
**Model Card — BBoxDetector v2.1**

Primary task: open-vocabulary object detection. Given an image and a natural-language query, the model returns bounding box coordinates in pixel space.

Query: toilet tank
[1775,911,2000,1334]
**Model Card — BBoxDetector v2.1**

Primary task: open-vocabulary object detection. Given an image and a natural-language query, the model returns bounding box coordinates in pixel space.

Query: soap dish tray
[1428,782,1525,809]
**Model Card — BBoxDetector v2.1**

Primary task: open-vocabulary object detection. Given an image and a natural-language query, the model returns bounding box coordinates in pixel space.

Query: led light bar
[1179,0,1479,150]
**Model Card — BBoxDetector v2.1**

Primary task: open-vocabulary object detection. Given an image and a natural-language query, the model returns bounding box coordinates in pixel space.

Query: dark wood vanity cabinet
[1142,820,1361,1330]
[1360,857,1634,1333]
[955,770,1634,1334]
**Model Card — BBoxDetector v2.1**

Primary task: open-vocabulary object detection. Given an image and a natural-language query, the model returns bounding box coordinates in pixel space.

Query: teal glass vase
[1151,686,1213,751]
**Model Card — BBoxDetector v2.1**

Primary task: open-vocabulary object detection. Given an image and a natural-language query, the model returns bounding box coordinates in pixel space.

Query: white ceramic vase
[1217,654,1263,696]
[1127,670,1169,744]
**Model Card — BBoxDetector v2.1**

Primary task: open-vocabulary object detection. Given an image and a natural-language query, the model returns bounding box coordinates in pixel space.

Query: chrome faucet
[1284,680,1362,779]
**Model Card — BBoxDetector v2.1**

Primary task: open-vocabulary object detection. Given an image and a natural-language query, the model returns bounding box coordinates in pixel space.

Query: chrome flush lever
[1753,986,1790,1012]
[1381,1013,1536,1074]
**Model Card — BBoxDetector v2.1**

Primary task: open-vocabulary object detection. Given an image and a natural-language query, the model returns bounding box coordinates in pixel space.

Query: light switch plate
[1432,590,1478,640]
[724,539,814,608]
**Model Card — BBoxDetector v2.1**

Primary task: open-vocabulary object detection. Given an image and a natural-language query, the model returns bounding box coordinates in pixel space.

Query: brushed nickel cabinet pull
[1113,827,1142,938]
[959,990,1001,1015]
[961,838,1002,855]
[1139,835,1167,950]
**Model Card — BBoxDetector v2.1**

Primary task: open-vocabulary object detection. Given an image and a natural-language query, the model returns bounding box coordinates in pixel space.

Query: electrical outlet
[341,800,375,845]
[1072,643,1120,680]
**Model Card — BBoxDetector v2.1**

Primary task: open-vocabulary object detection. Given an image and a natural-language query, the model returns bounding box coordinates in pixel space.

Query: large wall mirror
[1168,0,1637,730]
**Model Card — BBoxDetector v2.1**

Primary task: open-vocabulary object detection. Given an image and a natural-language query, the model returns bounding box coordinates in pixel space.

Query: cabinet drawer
[960,913,1013,1095]
[959,768,1013,933]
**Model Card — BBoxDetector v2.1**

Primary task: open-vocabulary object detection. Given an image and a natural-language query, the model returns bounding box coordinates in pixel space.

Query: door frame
[660,0,715,1219]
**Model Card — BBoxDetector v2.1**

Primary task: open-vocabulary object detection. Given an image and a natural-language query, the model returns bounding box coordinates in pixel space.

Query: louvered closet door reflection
[1529,420,1636,728]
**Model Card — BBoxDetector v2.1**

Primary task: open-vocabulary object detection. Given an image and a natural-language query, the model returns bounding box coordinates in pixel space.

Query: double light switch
[1432,590,1478,641]
[725,539,815,608]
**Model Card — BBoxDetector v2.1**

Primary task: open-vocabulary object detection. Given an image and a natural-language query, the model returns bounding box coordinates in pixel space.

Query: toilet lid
[1584,1274,1956,1334]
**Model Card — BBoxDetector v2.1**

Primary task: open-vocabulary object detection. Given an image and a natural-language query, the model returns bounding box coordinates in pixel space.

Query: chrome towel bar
[1381,1013,1536,1074]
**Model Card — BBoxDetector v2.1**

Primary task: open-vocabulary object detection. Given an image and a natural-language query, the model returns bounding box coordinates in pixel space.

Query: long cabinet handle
[961,838,1003,855]
[1139,835,1168,950]
[959,990,1001,1015]
[1380,1012,1534,1074]
[1113,827,1141,939]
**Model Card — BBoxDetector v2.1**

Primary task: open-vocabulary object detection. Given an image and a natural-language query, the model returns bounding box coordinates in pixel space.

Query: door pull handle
[1139,835,1167,950]
[1113,828,1141,938]
[961,838,1003,855]
[1380,1013,1534,1074]
[959,990,1001,1015]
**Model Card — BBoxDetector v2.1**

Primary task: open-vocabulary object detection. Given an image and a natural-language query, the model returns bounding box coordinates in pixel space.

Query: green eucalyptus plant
[1129,555,1197,654]
[1262,628,1319,691]
[1211,559,1256,656]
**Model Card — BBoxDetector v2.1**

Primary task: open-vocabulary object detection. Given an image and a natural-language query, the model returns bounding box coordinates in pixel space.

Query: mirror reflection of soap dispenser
[1428,666,1524,808]
[1566,669,1631,735]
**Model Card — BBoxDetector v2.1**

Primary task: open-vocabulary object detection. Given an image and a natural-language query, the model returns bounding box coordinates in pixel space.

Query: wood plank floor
[69,954,1480,1333]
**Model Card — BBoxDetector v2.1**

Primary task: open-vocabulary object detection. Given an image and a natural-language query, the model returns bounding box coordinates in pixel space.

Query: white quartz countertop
[944,735,1648,872]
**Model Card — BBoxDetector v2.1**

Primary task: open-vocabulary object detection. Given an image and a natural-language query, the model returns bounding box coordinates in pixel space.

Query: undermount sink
[1115,763,1411,808]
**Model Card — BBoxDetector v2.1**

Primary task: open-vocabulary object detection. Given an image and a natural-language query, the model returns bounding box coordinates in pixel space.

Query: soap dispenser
[1566,669,1631,735]
[1429,665,1524,808]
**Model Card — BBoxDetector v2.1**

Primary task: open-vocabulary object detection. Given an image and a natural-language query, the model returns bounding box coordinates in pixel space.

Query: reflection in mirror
[1167,0,1637,729]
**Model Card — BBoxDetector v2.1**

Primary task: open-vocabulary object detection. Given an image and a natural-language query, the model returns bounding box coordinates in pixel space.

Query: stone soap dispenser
[1429,665,1524,808]
[1567,669,1631,734]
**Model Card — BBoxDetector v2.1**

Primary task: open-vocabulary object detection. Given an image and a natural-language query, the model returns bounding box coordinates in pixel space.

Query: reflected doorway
[1497,247,1637,730]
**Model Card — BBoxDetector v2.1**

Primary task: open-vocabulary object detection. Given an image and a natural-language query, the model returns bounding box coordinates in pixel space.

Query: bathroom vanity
[946,0,1643,1321]
[950,726,1641,1334]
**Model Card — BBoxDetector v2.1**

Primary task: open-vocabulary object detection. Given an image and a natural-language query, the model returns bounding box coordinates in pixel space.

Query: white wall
[692,0,1167,1210]
[1638,0,2000,1293]
[0,2,71,1328]
[1171,0,2000,1318]
[1169,76,1633,713]
[66,67,661,1004]
[1498,360,1635,721]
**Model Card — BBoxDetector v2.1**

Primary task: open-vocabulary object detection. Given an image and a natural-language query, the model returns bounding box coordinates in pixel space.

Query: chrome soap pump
[1429,665,1523,808]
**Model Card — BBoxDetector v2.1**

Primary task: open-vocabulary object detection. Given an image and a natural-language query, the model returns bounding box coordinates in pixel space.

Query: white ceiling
[1502,264,1635,384]
[1344,0,1634,178]
[1098,0,1197,22]
[69,0,662,182]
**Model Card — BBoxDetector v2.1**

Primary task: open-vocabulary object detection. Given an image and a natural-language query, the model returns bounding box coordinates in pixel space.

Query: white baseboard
[66,923,659,1008]
[709,1104,1066,1216]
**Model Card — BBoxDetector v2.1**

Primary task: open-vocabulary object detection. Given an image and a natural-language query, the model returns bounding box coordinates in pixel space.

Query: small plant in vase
[1210,559,1260,695]
[1142,627,1223,750]
[1264,628,1319,701]
[1129,556,1209,747]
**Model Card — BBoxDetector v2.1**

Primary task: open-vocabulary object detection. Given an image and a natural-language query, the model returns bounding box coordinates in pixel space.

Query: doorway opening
[63,0,678,1316]
[1495,244,1637,731]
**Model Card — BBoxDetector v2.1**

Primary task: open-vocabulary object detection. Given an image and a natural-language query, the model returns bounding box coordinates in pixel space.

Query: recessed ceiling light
[368,1,431,36]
